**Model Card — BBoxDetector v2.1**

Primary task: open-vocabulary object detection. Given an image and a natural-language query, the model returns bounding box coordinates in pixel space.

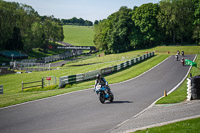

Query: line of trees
[61,17,93,26]
[0,0,64,53]
[94,0,200,54]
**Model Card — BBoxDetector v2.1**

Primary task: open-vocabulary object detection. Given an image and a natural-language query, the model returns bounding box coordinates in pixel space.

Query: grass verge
[134,117,200,133]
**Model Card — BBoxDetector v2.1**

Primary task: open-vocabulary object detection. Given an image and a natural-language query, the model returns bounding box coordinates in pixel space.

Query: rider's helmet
[96,74,101,80]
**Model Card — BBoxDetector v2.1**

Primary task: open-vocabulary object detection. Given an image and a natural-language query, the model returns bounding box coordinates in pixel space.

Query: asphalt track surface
[0,55,195,133]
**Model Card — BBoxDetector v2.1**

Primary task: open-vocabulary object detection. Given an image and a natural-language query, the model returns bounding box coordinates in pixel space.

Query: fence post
[22,81,23,91]
[42,78,44,88]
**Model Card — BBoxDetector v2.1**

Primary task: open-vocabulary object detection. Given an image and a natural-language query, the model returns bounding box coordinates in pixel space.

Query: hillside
[63,25,95,46]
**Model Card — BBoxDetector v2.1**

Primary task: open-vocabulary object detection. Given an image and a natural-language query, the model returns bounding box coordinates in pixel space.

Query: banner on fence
[101,67,113,75]
[46,77,51,80]
[84,70,100,80]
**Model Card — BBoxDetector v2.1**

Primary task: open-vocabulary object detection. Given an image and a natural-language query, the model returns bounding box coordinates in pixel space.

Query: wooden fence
[22,79,44,91]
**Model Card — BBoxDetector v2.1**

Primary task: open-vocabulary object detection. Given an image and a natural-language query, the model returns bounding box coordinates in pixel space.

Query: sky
[4,0,160,22]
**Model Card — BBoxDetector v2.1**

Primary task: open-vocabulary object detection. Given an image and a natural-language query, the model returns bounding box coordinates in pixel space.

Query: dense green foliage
[0,0,64,52]
[94,0,200,54]
[61,17,93,26]
[193,0,200,45]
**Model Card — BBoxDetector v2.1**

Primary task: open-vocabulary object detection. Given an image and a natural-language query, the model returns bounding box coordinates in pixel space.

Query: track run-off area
[0,55,195,133]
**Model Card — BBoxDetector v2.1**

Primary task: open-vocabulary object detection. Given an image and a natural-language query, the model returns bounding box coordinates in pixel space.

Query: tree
[0,1,19,49]
[175,0,194,43]
[94,6,134,54]
[40,16,64,52]
[132,3,161,47]
[61,17,93,26]
[158,0,194,44]
[94,20,99,25]
[5,27,23,50]
[193,0,200,45]
[94,19,111,53]
[0,1,64,52]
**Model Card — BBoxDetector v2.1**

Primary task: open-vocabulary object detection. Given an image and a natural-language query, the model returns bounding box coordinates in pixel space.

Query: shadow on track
[105,101,133,104]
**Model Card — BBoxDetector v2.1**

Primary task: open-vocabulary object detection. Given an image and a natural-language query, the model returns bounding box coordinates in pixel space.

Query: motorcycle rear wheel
[109,93,114,102]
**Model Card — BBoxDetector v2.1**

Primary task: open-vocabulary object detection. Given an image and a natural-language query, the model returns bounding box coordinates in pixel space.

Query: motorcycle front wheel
[99,93,105,104]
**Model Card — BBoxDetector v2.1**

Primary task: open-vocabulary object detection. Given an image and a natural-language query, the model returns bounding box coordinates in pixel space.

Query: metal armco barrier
[0,85,3,94]
[59,52,154,88]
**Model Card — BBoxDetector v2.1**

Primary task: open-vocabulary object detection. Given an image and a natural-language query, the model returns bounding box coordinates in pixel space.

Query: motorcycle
[95,85,114,104]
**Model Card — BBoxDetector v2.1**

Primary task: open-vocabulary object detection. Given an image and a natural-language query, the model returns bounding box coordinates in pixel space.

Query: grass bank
[134,117,200,133]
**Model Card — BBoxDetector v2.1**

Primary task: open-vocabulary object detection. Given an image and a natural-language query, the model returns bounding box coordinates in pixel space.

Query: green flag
[185,59,197,67]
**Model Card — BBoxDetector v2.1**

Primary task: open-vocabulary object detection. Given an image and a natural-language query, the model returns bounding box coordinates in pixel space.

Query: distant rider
[181,58,185,66]
[94,74,111,93]
[181,51,184,57]
[175,54,179,61]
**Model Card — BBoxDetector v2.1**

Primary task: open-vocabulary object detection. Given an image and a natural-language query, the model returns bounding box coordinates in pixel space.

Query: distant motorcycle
[95,85,114,104]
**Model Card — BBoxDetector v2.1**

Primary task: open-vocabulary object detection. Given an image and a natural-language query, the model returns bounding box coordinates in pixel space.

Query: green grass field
[63,25,95,46]
[134,117,200,133]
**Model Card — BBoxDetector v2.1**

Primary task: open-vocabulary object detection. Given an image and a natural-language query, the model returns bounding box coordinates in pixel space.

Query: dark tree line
[94,0,200,54]
[0,0,64,53]
[61,17,93,26]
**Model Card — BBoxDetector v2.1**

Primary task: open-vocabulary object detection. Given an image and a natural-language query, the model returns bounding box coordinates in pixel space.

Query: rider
[94,74,111,93]
[181,58,185,66]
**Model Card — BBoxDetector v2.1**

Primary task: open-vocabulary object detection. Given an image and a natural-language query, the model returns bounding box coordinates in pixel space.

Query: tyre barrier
[187,75,200,100]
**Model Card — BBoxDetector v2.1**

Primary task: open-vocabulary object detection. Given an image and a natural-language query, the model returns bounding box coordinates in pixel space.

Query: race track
[0,55,195,133]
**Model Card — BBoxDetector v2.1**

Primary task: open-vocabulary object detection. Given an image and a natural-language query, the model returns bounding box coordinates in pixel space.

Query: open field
[134,117,200,133]
[63,25,95,46]
[0,46,200,107]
